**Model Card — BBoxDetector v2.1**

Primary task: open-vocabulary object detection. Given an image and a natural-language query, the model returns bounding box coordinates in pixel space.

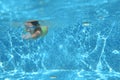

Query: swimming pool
[0,0,120,80]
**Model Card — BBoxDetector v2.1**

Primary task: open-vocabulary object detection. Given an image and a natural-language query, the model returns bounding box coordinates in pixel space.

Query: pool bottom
[0,70,120,80]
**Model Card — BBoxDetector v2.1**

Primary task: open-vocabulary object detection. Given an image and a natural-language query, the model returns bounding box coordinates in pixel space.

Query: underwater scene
[0,0,120,80]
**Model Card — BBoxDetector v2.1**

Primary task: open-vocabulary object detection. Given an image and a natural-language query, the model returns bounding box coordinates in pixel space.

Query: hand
[22,34,32,39]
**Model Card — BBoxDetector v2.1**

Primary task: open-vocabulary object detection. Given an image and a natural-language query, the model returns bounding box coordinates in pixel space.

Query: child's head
[25,20,40,27]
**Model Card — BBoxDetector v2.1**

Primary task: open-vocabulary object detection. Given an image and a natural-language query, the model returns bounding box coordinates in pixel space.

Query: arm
[31,30,41,38]
[22,30,41,39]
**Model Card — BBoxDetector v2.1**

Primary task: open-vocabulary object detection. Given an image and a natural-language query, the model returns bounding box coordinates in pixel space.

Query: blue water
[0,0,120,80]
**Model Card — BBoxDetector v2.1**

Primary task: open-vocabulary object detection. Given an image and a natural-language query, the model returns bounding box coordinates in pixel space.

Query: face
[25,22,33,27]
[25,22,34,32]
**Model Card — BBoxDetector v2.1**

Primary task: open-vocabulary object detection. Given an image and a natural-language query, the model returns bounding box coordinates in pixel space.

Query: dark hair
[27,20,40,27]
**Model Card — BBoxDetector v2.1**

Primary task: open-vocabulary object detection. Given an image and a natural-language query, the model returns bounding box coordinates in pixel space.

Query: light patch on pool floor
[50,76,57,79]
[112,50,120,54]
[82,22,90,27]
